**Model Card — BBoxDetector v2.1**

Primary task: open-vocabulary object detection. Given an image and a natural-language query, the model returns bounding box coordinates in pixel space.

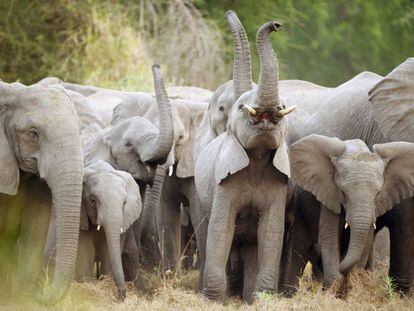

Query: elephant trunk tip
[225,10,235,17]
[152,64,161,70]
[273,21,282,30]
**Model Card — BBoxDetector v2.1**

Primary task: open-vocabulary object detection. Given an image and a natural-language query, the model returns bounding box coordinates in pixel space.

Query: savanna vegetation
[1,0,413,310]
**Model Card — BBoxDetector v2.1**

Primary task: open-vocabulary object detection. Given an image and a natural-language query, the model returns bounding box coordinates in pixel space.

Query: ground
[0,262,413,310]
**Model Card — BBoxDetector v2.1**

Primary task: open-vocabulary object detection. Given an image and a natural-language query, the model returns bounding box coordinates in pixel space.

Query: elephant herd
[0,10,413,305]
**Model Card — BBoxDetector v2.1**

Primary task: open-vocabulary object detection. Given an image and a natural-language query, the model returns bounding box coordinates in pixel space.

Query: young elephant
[78,161,141,300]
[195,21,295,303]
[281,135,414,293]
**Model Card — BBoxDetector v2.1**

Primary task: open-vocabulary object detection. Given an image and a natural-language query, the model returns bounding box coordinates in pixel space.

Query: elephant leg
[158,193,181,272]
[76,231,95,282]
[16,181,51,287]
[181,223,195,270]
[203,195,236,301]
[388,198,414,293]
[240,244,258,304]
[318,205,341,288]
[256,189,286,295]
[122,228,144,292]
[226,244,243,298]
[279,213,313,296]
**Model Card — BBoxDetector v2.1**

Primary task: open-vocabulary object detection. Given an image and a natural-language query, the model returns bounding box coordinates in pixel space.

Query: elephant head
[215,21,295,183]
[289,134,414,274]
[84,65,174,186]
[0,82,84,301]
[369,58,414,143]
[81,161,141,300]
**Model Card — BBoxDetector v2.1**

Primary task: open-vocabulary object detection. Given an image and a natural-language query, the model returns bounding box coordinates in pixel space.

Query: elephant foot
[278,284,298,298]
[202,289,227,302]
[117,288,126,301]
[134,273,145,292]
[327,274,347,299]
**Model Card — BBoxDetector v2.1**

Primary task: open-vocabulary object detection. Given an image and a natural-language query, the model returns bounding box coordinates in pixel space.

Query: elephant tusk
[276,105,296,117]
[97,225,101,231]
[120,227,123,233]
[169,165,174,177]
[345,222,348,229]
[373,223,376,230]
[243,104,257,116]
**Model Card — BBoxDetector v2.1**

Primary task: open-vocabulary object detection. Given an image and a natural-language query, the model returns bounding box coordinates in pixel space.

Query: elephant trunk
[339,211,373,274]
[225,10,252,100]
[256,21,282,109]
[104,225,126,300]
[139,165,166,269]
[141,65,174,165]
[45,138,83,301]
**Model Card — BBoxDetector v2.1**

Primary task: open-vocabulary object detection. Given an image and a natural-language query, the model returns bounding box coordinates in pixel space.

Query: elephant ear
[374,142,414,216]
[80,202,90,231]
[369,58,414,142]
[215,132,249,184]
[176,101,207,178]
[120,171,142,230]
[289,134,346,214]
[273,140,290,178]
[0,83,20,195]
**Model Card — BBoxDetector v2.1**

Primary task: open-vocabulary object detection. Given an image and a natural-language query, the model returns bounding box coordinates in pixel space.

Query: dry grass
[1,263,413,310]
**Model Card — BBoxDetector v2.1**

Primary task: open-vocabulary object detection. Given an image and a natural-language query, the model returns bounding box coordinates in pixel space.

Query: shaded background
[1,0,413,91]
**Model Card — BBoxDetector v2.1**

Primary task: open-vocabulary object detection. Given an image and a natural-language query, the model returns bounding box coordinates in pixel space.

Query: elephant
[194,21,296,303]
[77,161,142,300]
[111,80,208,273]
[280,135,414,295]
[194,10,254,162]
[280,58,414,295]
[0,82,84,302]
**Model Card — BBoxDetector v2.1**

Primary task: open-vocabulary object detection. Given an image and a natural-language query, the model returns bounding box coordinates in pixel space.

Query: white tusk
[345,222,348,229]
[168,165,174,177]
[373,223,376,230]
[243,104,257,116]
[97,225,101,231]
[276,105,296,117]
[120,227,123,233]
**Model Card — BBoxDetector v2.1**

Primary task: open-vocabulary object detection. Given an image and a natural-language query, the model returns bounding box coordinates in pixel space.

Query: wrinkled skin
[280,135,414,295]
[79,161,142,300]
[281,60,414,295]
[195,21,294,303]
[0,82,83,303]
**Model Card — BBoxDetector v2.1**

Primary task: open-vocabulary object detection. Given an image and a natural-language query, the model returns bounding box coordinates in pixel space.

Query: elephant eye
[29,128,39,141]
[91,199,97,206]
[178,135,184,141]
[218,106,225,112]
[125,142,132,148]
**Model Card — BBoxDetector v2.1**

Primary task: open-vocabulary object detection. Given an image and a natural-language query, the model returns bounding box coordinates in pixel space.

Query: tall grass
[0,0,228,90]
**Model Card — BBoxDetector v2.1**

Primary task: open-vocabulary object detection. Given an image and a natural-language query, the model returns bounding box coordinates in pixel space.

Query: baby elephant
[281,135,414,294]
[78,161,142,300]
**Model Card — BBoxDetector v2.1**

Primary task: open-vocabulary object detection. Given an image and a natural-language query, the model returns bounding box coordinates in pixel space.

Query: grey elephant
[281,135,414,294]
[77,161,141,300]
[0,82,83,302]
[195,21,295,303]
[111,78,208,273]
[281,58,414,294]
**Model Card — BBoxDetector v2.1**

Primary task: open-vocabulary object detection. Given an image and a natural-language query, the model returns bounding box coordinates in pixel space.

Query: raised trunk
[45,144,83,302]
[225,10,252,100]
[139,166,166,269]
[105,226,126,300]
[141,65,174,164]
[339,214,373,274]
[256,21,282,109]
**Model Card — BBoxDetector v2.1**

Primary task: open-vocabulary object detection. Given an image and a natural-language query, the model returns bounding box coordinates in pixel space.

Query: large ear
[176,102,207,178]
[289,134,346,214]
[273,140,290,177]
[0,83,20,195]
[369,58,414,142]
[215,132,249,184]
[374,142,414,216]
[80,202,90,231]
[120,171,142,230]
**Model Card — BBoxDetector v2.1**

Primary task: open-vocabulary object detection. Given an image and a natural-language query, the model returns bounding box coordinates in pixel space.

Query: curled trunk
[104,226,126,300]
[139,166,166,269]
[339,215,373,274]
[256,21,282,109]
[141,65,174,165]
[225,10,252,100]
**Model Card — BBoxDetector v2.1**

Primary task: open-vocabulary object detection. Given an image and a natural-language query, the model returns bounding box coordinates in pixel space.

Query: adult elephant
[0,82,83,302]
[195,21,295,303]
[280,59,414,295]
